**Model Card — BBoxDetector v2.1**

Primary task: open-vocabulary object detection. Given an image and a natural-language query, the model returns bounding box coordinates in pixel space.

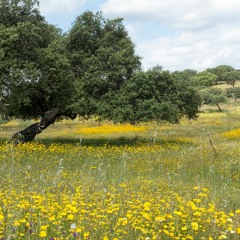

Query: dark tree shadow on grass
[32,136,194,148]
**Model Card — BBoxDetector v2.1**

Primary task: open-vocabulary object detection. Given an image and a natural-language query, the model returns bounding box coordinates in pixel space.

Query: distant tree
[226,87,240,101]
[172,69,197,83]
[202,88,227,111]
[66,11,141,118]
[225,70,240,87]
[190,71,217,88]
[206,65,235,83]
[99,66,201,123]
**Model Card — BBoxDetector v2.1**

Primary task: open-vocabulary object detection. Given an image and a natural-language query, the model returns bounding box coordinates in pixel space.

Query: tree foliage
[0,0,75,119]
[226,87,240,101]
[66,11,141,117]
[99,66,201,123]
[225,70,240,87]
[0,0,43,26]
[190,71,217,88]
[171,69,197,84]
[206,65,235,83]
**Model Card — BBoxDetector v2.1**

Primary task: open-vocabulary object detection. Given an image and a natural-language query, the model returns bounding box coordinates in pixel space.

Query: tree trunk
[10,108,76,144]
[216,104,222,112]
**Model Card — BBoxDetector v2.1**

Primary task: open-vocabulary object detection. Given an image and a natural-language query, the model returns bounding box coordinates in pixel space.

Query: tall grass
[0,107,239,239]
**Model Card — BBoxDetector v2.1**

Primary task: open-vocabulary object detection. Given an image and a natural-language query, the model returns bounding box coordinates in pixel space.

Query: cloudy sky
[39,0,240,72]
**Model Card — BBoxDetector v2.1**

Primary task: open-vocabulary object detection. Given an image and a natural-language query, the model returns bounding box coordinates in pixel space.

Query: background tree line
[0,0,239,135]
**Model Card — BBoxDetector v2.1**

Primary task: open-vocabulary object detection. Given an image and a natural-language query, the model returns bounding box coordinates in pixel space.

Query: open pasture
[0,106,240,239]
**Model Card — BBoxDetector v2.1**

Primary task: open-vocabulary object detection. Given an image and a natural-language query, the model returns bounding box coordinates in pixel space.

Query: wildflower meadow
[0,106,240,239]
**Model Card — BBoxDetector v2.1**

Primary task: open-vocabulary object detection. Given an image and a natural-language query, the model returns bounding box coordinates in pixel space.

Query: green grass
[0,105,240,239]
[213,80,240,90]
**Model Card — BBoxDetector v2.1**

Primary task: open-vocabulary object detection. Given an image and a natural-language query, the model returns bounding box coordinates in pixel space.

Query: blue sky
[39,0,240,71]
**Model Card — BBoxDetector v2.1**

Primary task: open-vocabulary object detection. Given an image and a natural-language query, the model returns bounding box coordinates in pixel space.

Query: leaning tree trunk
[10,108,76,144]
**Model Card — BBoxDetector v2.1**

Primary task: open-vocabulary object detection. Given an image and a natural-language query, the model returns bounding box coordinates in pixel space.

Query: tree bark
[10,108,76,144]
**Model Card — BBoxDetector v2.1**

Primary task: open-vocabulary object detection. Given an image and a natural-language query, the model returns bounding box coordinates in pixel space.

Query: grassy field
[0,104,240,239]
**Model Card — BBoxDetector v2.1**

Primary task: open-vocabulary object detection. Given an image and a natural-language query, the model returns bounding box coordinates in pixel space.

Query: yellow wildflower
[39,231,47,238]
[67,214,74,220]
[181,226,188,231]
[13,220,20,227]
[191,222,199,231]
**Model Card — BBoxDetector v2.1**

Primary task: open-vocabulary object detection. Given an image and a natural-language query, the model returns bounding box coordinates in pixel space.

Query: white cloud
[101,0,240,71]
[101,0,240,30]
[39,0,87,15]
[137,25,240,71]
